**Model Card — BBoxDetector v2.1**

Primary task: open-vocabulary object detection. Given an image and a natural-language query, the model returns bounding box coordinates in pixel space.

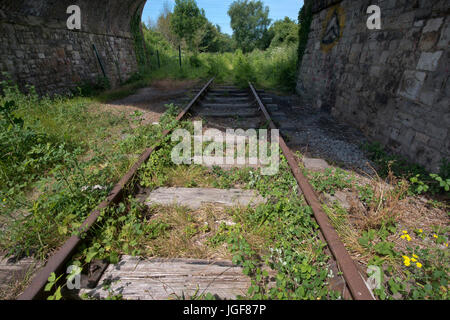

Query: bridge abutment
[0,0,146,95]
[297,0,449,172]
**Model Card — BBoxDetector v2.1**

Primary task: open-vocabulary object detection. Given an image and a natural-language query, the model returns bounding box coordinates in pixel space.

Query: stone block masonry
[0,0,146,95]
[297,0,449,173]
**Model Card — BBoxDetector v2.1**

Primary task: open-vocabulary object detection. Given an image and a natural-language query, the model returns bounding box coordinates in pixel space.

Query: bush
[76,76,111,97]
[363,142,450,195]
[205,54,229,81]
[123,71,146,85]
[271,46,298,91]
[189,54,202,68]
[233,50,256,87]
[0,99,71,193]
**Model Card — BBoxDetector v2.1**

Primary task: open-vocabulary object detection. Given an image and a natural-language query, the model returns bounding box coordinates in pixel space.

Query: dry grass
[0,262,38,300]
[138,201,272,262]
[141,204,233,260]
[349,171,407,231]
[348,169,448,234]
[230,206,275,257]
[321,167,449,271]
[165,165,216,188]
[323,204,373,263]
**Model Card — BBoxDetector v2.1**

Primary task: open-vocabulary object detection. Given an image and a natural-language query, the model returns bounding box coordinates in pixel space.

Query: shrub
[205,54,230,81]
[76,76,111,97]
[189,54,202,68]
[233,50,256,87]
[0,99,71,192]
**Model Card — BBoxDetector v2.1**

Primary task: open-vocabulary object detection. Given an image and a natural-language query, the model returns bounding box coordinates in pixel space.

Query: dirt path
[101,79,200,126]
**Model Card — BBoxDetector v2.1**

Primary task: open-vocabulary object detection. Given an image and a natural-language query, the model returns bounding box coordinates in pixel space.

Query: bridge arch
[0,0,148,94]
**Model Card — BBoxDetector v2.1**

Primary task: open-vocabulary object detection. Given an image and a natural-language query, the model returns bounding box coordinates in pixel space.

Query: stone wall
[297,0,449,172]
[0,0,146,95]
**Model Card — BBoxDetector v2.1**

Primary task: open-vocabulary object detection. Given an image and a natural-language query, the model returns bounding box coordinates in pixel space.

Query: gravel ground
[262,92,375,174]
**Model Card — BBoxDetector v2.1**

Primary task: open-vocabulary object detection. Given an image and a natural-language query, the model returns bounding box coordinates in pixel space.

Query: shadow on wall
[0,0,148,95]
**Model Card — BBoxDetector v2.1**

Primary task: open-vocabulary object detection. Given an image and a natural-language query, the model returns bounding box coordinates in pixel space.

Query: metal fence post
[157,50,160,69]
[179,45,182,69]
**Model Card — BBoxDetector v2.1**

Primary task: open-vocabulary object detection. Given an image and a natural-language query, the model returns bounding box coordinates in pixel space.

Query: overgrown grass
[105,43,298,98]
[0,81,181,262]
[302,162,449,300]
[363,142,450,196]
[4,74,447,300]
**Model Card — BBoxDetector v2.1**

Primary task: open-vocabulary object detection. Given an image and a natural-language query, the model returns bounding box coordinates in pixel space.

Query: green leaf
[109,252,119,264]
[358,236,369,248]
[48,272,56,283]
[205,292,215,300]
[54,286,62,300]
[58,225,68,235]
[44,281,54,292]
[85,249,98,263]
[368,229,376,240]
[47,286,63,300]
[374,242,395,256]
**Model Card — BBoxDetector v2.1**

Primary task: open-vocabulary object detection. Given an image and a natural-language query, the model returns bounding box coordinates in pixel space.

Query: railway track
[18,78,374,300]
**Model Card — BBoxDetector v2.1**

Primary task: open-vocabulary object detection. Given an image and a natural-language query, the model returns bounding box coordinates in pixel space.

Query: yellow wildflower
[402,230,408,234]
[418,229,423,233]
[416,262,422,268]
[446,243,448,248]
[401,234,412,241]
[403,256,411,267]
[2,198,5,202]
[412,254,418,258]
[433,234,438,239]
[411,258,417,262]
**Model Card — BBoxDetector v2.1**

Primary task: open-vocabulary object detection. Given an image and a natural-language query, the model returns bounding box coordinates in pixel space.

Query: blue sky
[142,0,304,35]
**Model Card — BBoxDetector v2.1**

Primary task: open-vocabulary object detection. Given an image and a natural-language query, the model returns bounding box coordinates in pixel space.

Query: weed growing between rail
[70,130,340,300]
[2,77,447,300]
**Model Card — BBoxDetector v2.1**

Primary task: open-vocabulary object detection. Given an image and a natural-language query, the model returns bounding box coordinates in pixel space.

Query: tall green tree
[170,0,207,51]
[198,22,234,53]
[228,0,271,52]
[156,1,177,46]
[269,17,299,48]
[199,22,221,52]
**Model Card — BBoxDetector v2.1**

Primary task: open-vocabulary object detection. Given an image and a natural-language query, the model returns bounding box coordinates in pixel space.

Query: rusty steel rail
[17,77,215,300]
[249,82,374,300]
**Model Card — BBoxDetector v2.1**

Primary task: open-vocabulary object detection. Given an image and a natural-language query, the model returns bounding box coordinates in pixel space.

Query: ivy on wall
[130,7,147,68]
[297,3,313,69]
